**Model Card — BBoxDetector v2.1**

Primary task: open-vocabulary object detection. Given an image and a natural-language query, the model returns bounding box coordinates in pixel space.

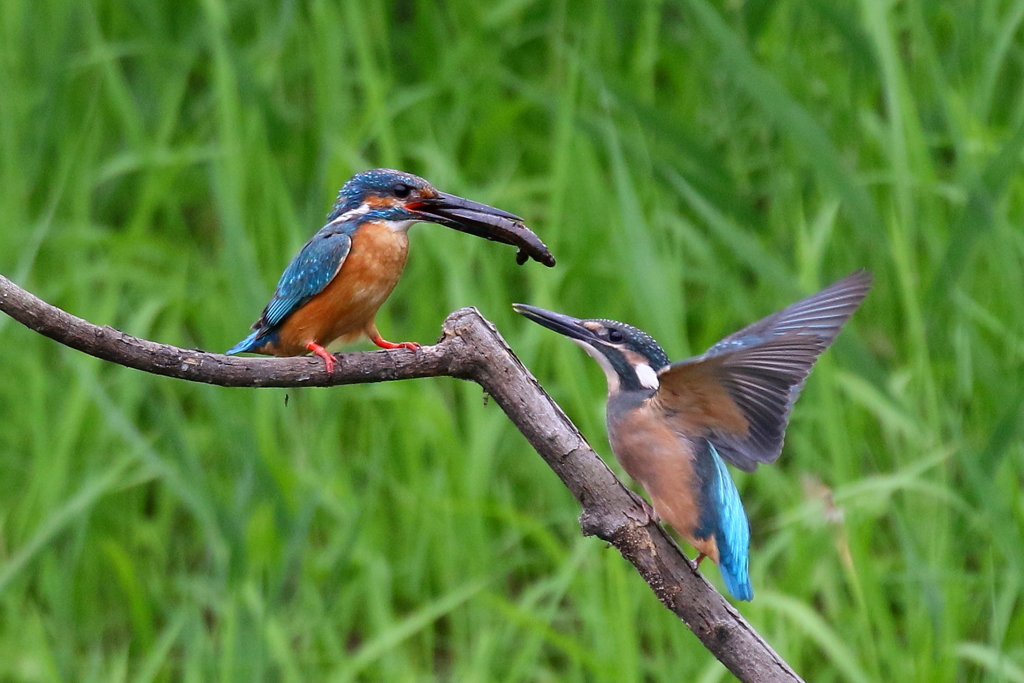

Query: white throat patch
[573,339,620,395]
[382,219,417,233]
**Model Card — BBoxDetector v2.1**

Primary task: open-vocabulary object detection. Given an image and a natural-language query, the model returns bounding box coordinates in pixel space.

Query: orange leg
[694,552,707,569]
[306,341,336,374]
[366,323,420,351]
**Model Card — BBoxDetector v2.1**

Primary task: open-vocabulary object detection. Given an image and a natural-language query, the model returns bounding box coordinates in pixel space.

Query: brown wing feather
[655,271,871,471]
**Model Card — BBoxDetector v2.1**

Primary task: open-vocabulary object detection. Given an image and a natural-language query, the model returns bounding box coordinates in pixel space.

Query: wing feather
[656,271,871,471]
[256,226,353,331]
[705,269,872,356]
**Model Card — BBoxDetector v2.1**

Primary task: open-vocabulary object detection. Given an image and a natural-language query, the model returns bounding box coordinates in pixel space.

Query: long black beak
[512,304,596,343]
[409,192,556,267]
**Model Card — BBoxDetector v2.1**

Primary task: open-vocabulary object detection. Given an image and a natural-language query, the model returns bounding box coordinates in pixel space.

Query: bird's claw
[306,341,336,374]
[626,489,659,526]
[692,552,706,570]
[371,337,421,352]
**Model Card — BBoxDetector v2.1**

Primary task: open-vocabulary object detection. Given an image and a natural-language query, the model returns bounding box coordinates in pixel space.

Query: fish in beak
[408,193,556,267]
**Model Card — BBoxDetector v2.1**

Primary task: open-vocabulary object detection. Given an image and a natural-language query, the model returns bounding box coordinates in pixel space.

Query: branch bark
[0,273,803,682]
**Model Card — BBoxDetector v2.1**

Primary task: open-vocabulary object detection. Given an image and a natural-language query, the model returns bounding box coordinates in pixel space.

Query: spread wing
[256,225,353,331]
[655,270,871,471]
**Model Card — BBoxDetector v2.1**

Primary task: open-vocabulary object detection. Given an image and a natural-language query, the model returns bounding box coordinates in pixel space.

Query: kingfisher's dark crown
[327,168,435,221]
[584,318,671,370]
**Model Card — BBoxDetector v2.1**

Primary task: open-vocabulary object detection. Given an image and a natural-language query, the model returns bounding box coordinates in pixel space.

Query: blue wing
[694,440,752,601]
[260,226,353,329]
[227,224,353,354]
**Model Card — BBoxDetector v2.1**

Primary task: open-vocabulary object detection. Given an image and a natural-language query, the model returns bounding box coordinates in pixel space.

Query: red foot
[306,341,336,373]
[693,552,707,569]
[370,334,420,351]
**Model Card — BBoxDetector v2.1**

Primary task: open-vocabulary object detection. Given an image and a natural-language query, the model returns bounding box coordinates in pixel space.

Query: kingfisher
[228,168,554,372]
[514,270,871,600]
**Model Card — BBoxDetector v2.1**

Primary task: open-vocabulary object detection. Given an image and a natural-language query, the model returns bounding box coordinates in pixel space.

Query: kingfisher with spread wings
[515,271,870,600]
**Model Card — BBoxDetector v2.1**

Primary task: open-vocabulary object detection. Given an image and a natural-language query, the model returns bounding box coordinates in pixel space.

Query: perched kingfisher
[228,168,554,372]
[514,270,871,600]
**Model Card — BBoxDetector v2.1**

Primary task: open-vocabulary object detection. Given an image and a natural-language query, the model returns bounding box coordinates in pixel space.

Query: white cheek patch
[327,206,416,233]
[328,204,372,225]
[634,363,659,390]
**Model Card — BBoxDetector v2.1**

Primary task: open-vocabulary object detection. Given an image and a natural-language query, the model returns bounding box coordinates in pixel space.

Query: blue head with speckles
[584,318,671,370]
[321,168,529,241]
[512,304,671,394]
[327,169,439,225]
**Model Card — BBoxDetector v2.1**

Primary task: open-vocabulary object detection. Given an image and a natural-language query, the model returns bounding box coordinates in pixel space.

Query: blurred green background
[1,0,1023,680]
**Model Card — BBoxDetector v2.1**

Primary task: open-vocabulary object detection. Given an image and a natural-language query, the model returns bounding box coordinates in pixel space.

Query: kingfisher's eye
[607,329,624,343]
[392,183,412,199]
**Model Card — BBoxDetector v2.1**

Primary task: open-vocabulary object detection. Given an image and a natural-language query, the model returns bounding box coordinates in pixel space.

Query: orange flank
[608,403,721,564]
[266,221,411,356]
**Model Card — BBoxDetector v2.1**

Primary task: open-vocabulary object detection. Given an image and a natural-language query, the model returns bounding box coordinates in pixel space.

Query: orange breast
[609,403,718,562]
[273,222,409,355]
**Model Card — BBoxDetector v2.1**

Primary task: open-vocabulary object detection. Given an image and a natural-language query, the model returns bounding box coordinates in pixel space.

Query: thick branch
[0,273,803,683]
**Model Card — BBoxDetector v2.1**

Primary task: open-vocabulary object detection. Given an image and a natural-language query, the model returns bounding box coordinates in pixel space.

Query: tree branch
[0,272,803,682]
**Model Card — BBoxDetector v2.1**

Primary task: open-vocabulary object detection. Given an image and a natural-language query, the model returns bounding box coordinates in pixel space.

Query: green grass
[2,0,1024,680]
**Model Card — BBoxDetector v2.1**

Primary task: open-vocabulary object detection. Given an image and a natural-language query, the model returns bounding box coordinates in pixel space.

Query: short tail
[719,555,753,601]
[704,442,754,601]
[226,330,264,355]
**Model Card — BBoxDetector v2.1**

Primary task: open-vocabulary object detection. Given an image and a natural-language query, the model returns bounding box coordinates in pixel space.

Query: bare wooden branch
[0,272,803,682]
